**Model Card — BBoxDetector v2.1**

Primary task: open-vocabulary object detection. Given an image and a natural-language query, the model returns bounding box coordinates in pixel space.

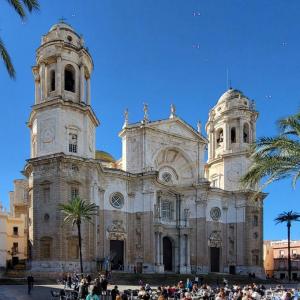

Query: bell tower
[205,88,258,191]
[28,22,99,159]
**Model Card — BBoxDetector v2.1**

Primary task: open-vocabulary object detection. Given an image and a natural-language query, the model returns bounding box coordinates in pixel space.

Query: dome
[95,150,115,163]
[217,88,246,104]
[49,21,75,33]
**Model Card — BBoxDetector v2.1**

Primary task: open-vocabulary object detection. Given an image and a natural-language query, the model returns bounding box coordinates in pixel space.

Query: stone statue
[197,120,201,133]
[170,104,176,118]
[123,108,128,128]
[143,103,149,123]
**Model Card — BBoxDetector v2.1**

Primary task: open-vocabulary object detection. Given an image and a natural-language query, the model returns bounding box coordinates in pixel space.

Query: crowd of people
[54,273,300,300]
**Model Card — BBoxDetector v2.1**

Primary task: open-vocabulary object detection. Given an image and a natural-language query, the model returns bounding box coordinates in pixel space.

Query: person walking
[27,274,34,295]
[86,285,100,300]
[111,285,120,300]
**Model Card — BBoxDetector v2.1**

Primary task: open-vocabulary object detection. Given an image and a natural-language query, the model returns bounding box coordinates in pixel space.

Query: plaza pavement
[0,284,138,300]
[1,283,300,300]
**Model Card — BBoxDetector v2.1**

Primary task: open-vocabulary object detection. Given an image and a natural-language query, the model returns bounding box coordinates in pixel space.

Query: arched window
[243,123,250,143]
[69,133,78,153]
[231,127,236,143]
[161,200,173,221]
[64,65,75,92]
[253,215,258,227]
[252,254,259,265]
[50,70,55,92]
[216,128,224,146]
[68,237,79,259]
[40,237,52,259]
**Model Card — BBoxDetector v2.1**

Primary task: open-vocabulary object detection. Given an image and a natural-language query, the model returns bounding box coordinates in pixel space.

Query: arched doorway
[208,231,222,273]
[110,240,124,270]
[210,247,220,272]
[163,237,173,271]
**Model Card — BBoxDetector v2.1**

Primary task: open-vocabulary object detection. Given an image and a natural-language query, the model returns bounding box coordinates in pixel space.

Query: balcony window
[13,227,18,236]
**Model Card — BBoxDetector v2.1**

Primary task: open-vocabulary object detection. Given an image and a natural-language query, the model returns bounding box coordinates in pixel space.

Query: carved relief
[107,220,126,240]
[208,230,222,248]
[40,118,56,151]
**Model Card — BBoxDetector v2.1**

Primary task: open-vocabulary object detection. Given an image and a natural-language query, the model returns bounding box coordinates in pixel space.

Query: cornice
[119,117,208,144]
[27,98,99,127]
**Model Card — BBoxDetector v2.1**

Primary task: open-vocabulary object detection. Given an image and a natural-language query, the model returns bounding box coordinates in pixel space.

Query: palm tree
[58,196,98,274]
[241,111,300,190]
[275,211,300,281]
[2,0,40,78]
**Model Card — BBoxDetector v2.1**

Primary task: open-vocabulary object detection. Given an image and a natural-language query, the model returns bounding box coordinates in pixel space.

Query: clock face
[227,163,242,182]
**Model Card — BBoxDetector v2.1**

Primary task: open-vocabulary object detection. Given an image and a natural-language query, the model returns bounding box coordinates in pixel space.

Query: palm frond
[58,196,98,226]
[0,37,15,79]
[275,211,300,224]
[241,112,300,190]
[6,0,26,19]
[278,113,300,137]
[22,0,40,11]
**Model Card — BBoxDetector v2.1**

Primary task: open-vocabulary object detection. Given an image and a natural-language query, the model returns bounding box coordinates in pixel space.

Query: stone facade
[0,180,28,268]
[264,240,300,280]
[21,22,266,275]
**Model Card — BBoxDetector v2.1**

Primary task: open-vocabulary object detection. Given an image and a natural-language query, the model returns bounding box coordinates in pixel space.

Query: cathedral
[22,22,266,275]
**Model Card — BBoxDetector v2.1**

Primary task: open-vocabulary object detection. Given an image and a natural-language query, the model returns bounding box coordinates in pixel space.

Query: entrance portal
[210,247,220,272]
[110,240,124,270]
[229,265,236,275]
[163,237,173,271]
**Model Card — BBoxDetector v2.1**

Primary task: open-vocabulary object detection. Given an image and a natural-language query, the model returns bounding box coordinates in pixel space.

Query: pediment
[149,118,207,143]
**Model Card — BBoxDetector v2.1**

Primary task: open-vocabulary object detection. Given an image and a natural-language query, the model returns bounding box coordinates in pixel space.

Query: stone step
[107,272,271,286]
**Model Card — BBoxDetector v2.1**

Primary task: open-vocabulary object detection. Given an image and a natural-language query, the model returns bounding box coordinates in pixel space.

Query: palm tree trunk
[287,222,291,281]
[77,221,83,274]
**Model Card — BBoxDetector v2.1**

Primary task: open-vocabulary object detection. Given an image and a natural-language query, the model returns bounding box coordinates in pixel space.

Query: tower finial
[143,103,149,123]
[59,17,67,23]
[227,68,232,89]
[170,104,176,119]
[123,108,129,129]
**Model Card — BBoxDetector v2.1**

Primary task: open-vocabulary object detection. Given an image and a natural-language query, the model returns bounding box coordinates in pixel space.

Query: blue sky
[0,0,300,240]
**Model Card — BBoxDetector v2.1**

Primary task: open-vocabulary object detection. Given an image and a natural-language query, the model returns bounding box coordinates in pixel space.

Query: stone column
[34,76,40,104]
[239,118,243,143]
[57,56,62,96]
[80,64,85,103]
[87,77,91,105]
[224,122,229,150]
[252,121,256,142]
[155,232,160,265]
[159,233,163,265]
[180,235,186,269]
[208,132,213,160]
[187,235,191,270]
[40,62,46,101]
[211,130,215,159]
[185,235,188,266]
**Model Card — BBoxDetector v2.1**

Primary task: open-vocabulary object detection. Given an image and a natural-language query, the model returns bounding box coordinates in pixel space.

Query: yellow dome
[95,150,115,163]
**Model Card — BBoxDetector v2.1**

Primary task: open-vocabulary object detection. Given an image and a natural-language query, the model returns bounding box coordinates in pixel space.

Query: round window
[67,35,73,42]
[110,192,124,209]
[161,172,172,183]
[210,207,221,221]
